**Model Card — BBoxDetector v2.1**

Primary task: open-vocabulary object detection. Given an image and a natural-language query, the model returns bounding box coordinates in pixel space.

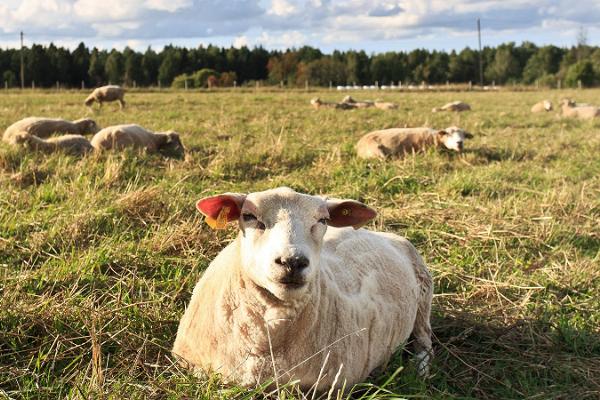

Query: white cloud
[268,0,297,16]
[233,35,249,48]
[91,21,142,37]
[257,30,307,48]
[145,0,193,12]
[0,0,599,51]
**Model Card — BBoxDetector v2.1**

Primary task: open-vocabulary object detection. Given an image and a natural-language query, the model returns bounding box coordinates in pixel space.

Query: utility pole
[20,31,25,89]
[477,19,483,87]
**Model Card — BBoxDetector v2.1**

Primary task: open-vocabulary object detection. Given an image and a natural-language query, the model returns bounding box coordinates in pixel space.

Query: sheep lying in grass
[310,97,353,110]
[531,100,553,113]
[560,98,600,119]
[91,124,184,156]
[84,85,126,109]
[432,101,471,113]
[12,133,93,156]
[2,117,99,144]
[374,101,399,110]
[173,187,433,390]
[356,126,473,159]
[341,95,374,109]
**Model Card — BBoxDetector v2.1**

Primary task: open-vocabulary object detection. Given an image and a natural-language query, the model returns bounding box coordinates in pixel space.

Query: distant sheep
[356,126,473,159]
[310,97,353,110]
[91,124,184,156]
[341,95,374,108]
[173,187,433,390]
[531,100,553,113]
[560,98,600,120]
[2,117,99,144]
[84,85,126,109]
[432,101,471,113]
[12,133,93,156]
[374,101,399,110]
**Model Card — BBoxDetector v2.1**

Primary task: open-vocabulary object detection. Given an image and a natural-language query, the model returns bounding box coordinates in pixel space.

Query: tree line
[1,41,599,89]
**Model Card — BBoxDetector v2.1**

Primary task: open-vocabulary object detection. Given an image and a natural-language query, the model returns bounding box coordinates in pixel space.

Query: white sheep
[531,100,553,113]
[374,101,399,110]
[560,98,600,119]
[341,95,374,109]
[90,124,184,156]
[356,126,473,159]
[173,187,433,391]
[84,85,126,109]
[310,98,354,110]
[2,117,99,144]
[11,133,93,156]
[432,101,471,113]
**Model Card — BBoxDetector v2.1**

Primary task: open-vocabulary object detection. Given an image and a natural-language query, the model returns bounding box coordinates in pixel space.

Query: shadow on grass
[465,146,536,163]
[428,308,600,398]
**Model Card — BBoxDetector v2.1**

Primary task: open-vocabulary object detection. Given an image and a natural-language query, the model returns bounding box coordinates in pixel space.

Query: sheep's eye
[318,218,329,225]
[243,213,266,230]
[242,213,257,222]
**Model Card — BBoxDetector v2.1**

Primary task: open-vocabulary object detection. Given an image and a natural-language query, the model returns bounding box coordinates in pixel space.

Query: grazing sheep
[2,117,99,143]
[432,101,471,113]
[560,98,600,120]
[90,124,184,155]
[310,97,353,110]
[356,126,473,159]
[84,85,126,109]
[341,95,374,109]
[173,187,433,390]
[12,133,93,156]
[531,100,553,113]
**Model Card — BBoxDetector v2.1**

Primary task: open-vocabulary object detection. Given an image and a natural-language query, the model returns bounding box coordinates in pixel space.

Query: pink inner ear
[196,195,243,221]
[328,201,377,228]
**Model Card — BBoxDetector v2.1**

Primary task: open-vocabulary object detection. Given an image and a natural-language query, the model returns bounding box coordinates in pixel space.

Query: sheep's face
[543,100,553,111]
[560,98,576,107]
[161,132,185,157]
[439,126,473,152]
[196,187,376,302]
[84,97,94,107]
[75,118,100,134]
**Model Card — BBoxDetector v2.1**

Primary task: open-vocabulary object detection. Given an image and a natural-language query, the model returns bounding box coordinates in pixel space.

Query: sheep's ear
[437,130,448,136]
[464,131,474,139]
[326,199,377,229]
[196,193,246,229]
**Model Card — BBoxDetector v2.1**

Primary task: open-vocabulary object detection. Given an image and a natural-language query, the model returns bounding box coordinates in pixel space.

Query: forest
[1,41,599,88]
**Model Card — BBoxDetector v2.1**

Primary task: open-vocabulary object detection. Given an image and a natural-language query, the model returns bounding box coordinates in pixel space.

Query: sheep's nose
[275,255,309,271]
[458,142,464,151]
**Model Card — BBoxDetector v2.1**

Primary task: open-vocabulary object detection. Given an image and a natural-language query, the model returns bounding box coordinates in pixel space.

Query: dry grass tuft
[115,186,169,224]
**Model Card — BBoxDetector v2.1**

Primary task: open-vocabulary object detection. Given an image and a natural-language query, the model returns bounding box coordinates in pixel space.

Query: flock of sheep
[2,85,184,157]
[3,86,598,393]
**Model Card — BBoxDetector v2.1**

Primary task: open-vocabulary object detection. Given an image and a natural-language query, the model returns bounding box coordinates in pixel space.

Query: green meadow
[0,88,599,399]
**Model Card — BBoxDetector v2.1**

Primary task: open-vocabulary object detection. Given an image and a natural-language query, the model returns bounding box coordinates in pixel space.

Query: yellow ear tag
[205,206,230,229]
[341,208,351,216]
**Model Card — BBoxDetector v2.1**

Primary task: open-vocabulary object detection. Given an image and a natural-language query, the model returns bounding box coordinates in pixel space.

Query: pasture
[0,88,599,399]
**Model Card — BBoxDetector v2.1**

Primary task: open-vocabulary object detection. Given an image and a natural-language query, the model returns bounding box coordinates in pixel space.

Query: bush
[171,73,193,89]
[192,69,219,88]
[565,61,596,87]
[219,71,237,87]
[537,73,558,88]
[2,70,16,87]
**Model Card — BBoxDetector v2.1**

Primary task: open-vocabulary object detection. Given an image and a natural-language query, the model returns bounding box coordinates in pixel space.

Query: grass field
[0,88,599,399]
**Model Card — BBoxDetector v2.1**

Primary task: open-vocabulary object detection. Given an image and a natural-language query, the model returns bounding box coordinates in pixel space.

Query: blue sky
[0,0,598,52]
